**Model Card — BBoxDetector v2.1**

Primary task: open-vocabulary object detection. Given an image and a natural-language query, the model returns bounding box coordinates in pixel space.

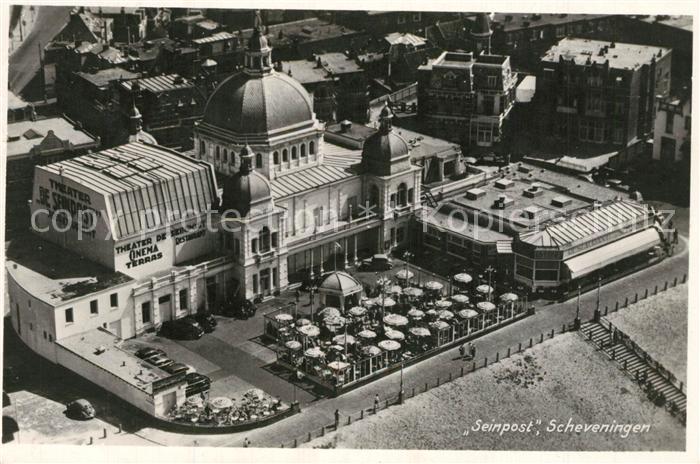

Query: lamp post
[574,284,582,330]
[485,266,495,302]
[399,360,405,404]
[310,285,318,322]
[594,275,602,322]
[402,251,414,288]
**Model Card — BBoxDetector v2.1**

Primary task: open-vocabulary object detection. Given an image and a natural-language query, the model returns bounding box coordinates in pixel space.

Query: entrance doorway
[206,277,217,311]
[158,295,172,322]
[260,269,271,296]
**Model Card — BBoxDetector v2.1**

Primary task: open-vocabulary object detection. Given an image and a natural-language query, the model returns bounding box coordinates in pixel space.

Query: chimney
[340,120,352,132]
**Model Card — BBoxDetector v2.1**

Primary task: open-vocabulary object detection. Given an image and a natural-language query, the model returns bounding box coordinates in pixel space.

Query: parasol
[425,281,444,291]
[396,269,414,280]
[437,310,454,320]
[476,284,494,295]
[403,287,424,297]
[453,273,473,284]
[389,285,403,295]
[285,340,302,350]
[274,313,293,323]
[209,397,233,409]
[363,345,382,356]
[323,315,347,327]
[477,301,496,312]
[186,396,204,406]
[407,308,425,319]
[384,329,405,341]
[451,294,470,304]
[362,298,377,307]
[327,361,350,371]
[357,329,377,339]
[304,347,325,358]
[295,318,311,327]
[435,299,453,309]
[378,340,401,351]
[377,297,396,307]
[429,320,450,331]
[333,334,356,345]
[409,327,431,337]
[458,309,479,319]
[297,324,320,337]
[383,313,409,327]
[318,307,341,319]
[499,292,519,303]
[348,306,367,317]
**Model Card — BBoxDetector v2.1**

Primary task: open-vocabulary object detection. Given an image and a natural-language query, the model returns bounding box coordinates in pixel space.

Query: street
[8,5,72,95]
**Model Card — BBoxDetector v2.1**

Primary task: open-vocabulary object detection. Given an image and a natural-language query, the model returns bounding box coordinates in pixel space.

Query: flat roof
[121,74,194,93]
[8,116,98,158]
[541,38,671,71]
[421,204,512,244]
[5,235,132,306]
[57,329,173,393]
[76,68,140,88]
[240,18,359,47]
[638,15,692,32]
[515,162,622,202]
[192,31,237,44]
[385,32,426,47]
[280,59,331,85]
[393,127,461,162]
[8,91,29,110]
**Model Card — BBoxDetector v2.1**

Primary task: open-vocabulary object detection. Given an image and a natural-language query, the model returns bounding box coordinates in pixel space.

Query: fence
[279,322,573,448]
[275,303,531,396]
[597,272,687,319]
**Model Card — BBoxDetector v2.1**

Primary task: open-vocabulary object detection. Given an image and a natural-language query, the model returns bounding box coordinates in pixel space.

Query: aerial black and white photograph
[1,1,697,461]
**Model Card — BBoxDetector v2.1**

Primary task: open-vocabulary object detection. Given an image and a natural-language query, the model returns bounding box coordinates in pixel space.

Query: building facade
[652,93,691,164]
[417,50,517,147]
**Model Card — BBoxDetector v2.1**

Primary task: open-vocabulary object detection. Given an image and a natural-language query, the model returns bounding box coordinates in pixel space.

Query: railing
[369,82,418,107]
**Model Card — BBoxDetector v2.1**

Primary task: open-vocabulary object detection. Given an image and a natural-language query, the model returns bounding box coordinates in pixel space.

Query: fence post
[89,437,93,445]
[308,432,312,442]
[588,329,592,339]
[682,274,687,284]
[507,347,511,358]
[496,352,500,362]
[664,281,668,291]
[615,301,619,311]
[436,377,440,387]
[673,277,678,287]
[654,285,658,295]
[425,382,428,392]
[103,428,107,439]
[540,333,544,343]
[518,342,522,352]
[624,359,627,371]
[294,439,298,448]
[550,329,555,338]
[604,306,608,316]
[472,361,476,372]
[612,347,616,360]
[529,337,533,348]
[118,424,122,434]
[624,296,628,307]
[412,387,415,397]
[562,324,566,333]
[644,288,648,299]
[348,416,352,425]
[461,367,464,376]
[634,293,638,303]
[322,427,326,437]
[385,400,388,408]
[484,357,488,368]
[448,373,452,382]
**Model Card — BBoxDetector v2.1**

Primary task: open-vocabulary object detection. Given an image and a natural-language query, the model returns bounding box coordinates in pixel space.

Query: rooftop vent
[492,194,513,209]
[494,178,514,190]
[466,188,486,200]
[551,196,572,208]
[521,206,541,220]
[523,186,543,198]
[340,120,352,132]
[517,165,532,174]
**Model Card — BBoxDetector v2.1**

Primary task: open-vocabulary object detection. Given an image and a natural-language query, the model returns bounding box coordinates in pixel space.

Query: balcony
[286,211,380,252]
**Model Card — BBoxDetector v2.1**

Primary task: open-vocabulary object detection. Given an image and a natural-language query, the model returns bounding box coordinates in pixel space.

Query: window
[43,331,47,339]
[253,275,259,294]
[487,75,497,88]
[259,227,271,252]
[397,13,406,24]
[408,188,414,204]
[255,153,263,168]
[282,149,288,162]
[309,141,316,154]
[90,300,98,315]
[199,140,205,157]
[179,289,188,310]
[397,226,405,243]
[390,193,397,208]
[65,307,74,323]
[215,146,220,160]
[251,238,258,253]
[141,302,151,324]
[300,144,306,157]
[271,232,279,248]
[397,183,407,206]
[110,293,118,308]
[49,334,53,342]
[665,111,674,134]
[413,12,421,22]
[223,149,228,163]
[314,206,324,227]
[273,151,279,164]
[291,146,297,160]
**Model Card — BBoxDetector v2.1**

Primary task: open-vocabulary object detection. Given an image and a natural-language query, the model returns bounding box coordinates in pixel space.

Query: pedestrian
[334,409,340,429]
[459,343,466,358]
[374,393,380,413]
[470,343,476,360]
[243,437,251,448]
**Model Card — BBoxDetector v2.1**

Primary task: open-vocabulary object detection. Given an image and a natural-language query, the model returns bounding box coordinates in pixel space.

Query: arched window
[291,146,297,160]
[309,140,316,155]
[259,227,271,252]
[255,153,263,169]
[222,149,228,163]
[397,183,407,206]
[282,149,288,162]
[273,151,279,164]
[215,146,220,160]
[199,140,206,157]
[300,144,306,157]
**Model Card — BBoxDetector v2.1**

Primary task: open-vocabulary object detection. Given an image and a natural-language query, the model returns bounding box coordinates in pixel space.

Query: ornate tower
[470,13,492,55]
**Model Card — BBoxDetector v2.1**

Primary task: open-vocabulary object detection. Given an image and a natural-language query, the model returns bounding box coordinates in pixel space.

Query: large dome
[203,72,315,135]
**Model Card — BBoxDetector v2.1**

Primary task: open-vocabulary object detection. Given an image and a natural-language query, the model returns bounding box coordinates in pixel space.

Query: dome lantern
[244,10,273,76]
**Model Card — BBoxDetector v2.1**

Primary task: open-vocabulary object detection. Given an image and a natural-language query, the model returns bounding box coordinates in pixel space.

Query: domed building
[194,23,324,181]
[198,20,422,302]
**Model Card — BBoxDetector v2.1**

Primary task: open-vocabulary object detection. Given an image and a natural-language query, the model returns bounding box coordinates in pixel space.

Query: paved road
[8,5,72,94]
[132,234,689,447]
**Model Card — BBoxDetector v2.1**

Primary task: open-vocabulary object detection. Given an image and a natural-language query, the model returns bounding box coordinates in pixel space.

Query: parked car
[159,319,204,340]
[161,362,189,376]
[135,347,166,360]
[186,314,216,333]
[360,254,393,271]
[144,354,174,369]
[194,312,217,328]
[66,399,95,420]
[185,373,211,397]
[223,297,256,319]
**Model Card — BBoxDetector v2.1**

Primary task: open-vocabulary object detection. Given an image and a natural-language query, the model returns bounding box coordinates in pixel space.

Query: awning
[565,228,661,280]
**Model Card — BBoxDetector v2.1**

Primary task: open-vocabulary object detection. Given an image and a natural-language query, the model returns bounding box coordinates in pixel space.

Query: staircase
[579,320,686,421]
[423,190,438,208]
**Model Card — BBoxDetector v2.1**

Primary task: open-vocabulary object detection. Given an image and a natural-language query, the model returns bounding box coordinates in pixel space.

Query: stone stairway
[579,320,686,419]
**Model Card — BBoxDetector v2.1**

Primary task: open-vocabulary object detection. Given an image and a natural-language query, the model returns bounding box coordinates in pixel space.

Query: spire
[244,10,272,75]
[379,103,394,134]
[127,80,142,135]
[239,144,254,174]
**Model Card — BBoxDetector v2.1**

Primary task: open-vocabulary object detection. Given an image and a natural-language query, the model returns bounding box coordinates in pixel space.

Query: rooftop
[57,329,175,393]
[490,13,611,32]
[391,127,461,162]
[76,68,140,88]
[280,59,332,85]
[240,18,359,49]
[5,235,132,306]
[541,38,671,71]
[385,32,427,47]
[192,31,237,44]
[8,91,29,110]
[322,140,364,168]
[7,116,99,159]
[637,15,692,32]
[121,74,194,93]
[270,163,355,199]
[421,203,512,244]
